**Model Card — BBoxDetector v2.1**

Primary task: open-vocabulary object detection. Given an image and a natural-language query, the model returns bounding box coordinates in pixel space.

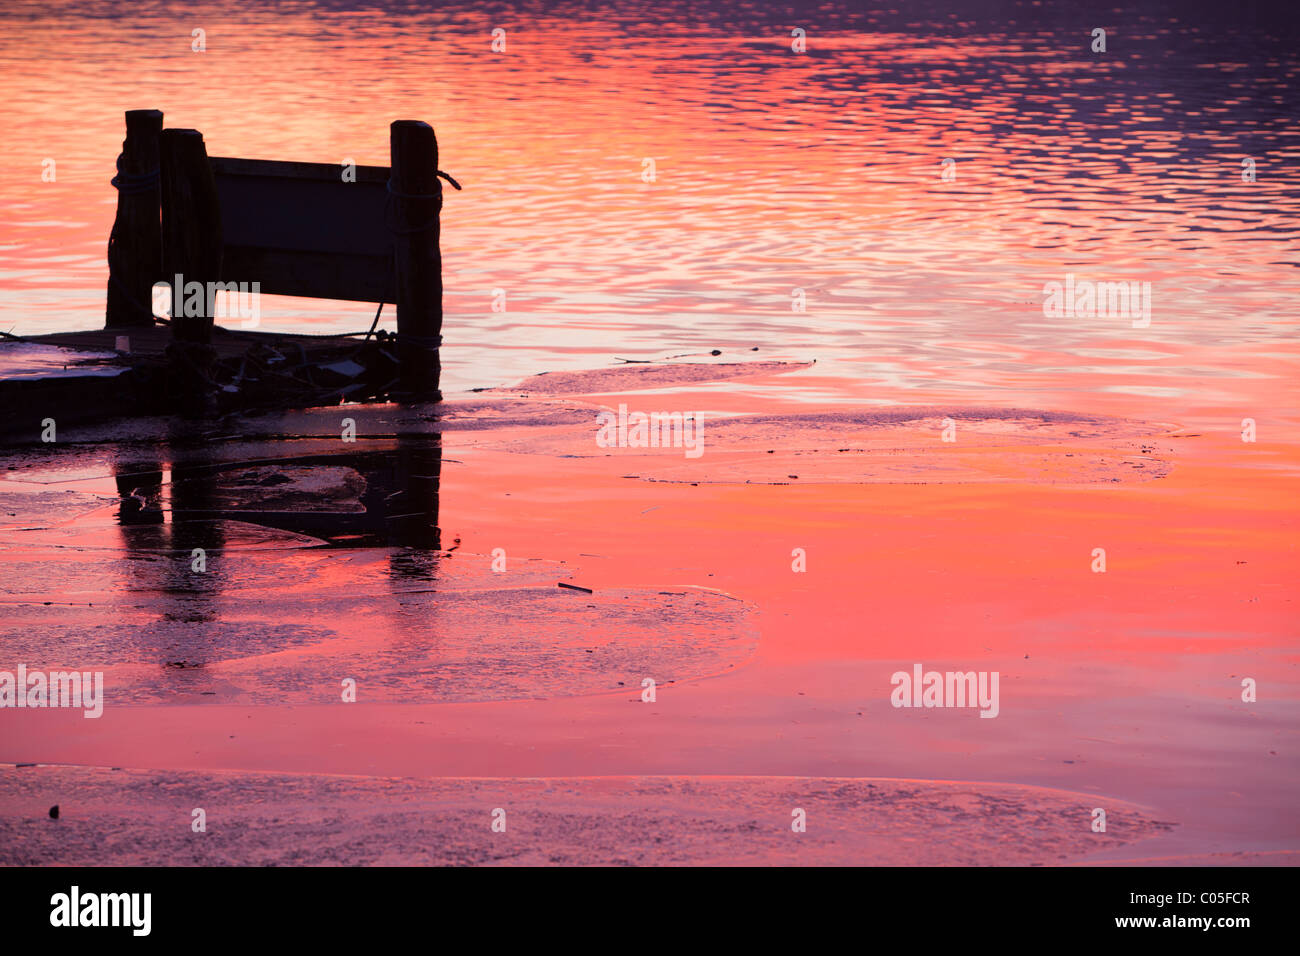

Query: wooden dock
[1,324,400,437]
[24,324,364,363]
[1,109,453,439]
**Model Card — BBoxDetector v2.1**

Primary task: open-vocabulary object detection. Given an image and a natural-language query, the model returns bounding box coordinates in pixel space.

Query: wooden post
[105,109,163,329]
[160,129,222,345]
[389,120,442,399]
[160,128,223,411]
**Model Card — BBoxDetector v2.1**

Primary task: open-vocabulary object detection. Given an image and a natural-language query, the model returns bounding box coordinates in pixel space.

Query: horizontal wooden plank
[210,156,396,302]
[212,165,391,257]
[210,156,389,184]
[26,326,368,361]
[221,246,394,302]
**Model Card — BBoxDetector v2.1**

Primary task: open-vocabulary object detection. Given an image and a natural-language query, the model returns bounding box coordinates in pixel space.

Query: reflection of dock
[116,437,442,554]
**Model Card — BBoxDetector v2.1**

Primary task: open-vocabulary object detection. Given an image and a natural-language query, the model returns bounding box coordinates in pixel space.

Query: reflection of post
[112,449,226,642]
[389,432,442,550]
[390,121,443,400]
[165,459,227,624]
[114,459,168,598]
[106,109,164,330]
[387,431,442,583]
[114,460,164,527]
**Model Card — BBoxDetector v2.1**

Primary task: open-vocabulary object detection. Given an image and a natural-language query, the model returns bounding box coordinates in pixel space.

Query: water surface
[1,0,1295,408]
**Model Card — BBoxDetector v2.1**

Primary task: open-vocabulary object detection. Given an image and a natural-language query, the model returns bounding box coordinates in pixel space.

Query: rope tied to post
[394,332,443,353]
[386,170,462,198]
[384,171,460,235]
[109,154,161,195]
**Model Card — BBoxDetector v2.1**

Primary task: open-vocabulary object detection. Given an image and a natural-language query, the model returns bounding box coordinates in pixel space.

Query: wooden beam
[210,156,388,183]
[389,120,442,399]
[160,129,223,346]
[105,109,163,329]
[160,128,223,413]
[209,156,394,302]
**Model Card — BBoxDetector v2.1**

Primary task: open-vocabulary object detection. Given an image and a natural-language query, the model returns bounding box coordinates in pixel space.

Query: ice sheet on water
[0,767,1177,866]
[0,343,125,380]
[495,406,1178,485]
[0,575,758,705]
[485,360,813,395]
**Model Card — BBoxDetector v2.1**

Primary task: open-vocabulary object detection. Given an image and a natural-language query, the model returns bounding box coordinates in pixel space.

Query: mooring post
[160,128,223,410]
[389,120,443,399]
[105,109,163,329]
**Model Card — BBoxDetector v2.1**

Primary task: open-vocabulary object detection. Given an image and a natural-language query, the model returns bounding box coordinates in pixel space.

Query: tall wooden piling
[160,128,223,411]
[389,120,443,399]
[105,109,163,329]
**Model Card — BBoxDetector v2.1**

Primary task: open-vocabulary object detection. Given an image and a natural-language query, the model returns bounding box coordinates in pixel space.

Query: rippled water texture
[0,0,1295,404]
